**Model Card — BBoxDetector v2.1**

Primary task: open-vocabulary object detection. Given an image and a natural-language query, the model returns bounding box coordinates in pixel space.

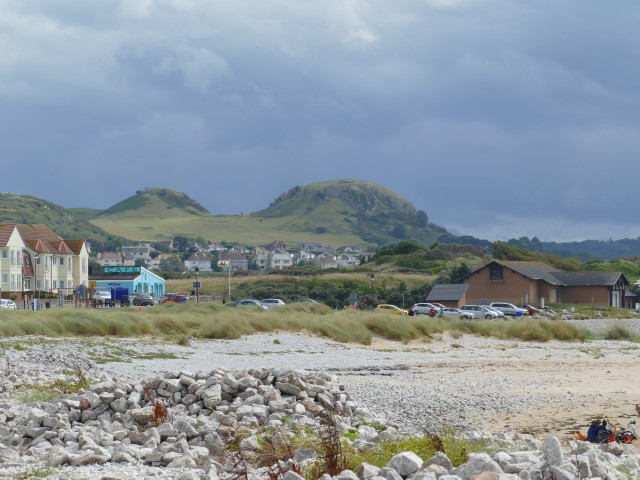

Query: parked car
[226,299,268,310]
[460,305,501,319]
[408,303,441,316]
[485,306,505,318]
[161,293,188,304]
[133,294,156,306]
[120,294,133,307]
[441,307,476,320]
[92,290,112,307]
[261,298,286,307]
[490,302,529,317]
[0,299,17,309]
[374,304,408,315]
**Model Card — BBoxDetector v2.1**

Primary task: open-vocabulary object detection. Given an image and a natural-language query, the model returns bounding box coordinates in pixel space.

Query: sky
[2,0,639,243]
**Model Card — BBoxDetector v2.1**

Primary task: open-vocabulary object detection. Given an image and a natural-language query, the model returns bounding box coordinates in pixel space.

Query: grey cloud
[1,0,639,241]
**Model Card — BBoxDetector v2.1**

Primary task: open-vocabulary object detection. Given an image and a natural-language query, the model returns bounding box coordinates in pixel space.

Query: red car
[521,305,542,315]
[161,293,188,304]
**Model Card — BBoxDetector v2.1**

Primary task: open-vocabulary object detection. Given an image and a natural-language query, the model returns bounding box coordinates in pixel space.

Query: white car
[261,298,286,307]
[0,299,17,309]
[441,307,476,320]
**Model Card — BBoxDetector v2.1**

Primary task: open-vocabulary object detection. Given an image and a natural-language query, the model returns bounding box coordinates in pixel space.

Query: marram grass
[0,304,592,344]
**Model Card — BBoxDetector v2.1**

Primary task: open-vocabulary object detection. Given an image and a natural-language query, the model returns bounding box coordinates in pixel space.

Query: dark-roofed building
[426,284,469,308]
[462,260,629,307]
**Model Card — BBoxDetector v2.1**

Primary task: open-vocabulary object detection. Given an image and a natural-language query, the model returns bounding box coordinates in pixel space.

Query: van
[92,290,112,307]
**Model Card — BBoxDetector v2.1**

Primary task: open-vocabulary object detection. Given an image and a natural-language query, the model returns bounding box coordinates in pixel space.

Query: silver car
[490,302,528,317]
[261,298,286,307]
[460,305,501,320]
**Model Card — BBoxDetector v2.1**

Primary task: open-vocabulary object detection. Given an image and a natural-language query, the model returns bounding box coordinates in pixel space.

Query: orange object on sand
[574,432,587,441]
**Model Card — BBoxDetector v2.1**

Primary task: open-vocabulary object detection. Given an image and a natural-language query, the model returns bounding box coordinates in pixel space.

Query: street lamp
[289,271,299,302]
[190,266,200,303]
[368,274,375,306]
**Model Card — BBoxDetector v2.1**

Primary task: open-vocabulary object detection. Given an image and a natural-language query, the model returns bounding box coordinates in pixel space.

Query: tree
[159,256,185,273]
[449,263,471,283]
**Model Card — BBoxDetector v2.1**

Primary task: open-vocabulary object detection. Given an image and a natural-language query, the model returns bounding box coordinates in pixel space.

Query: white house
[184,253,212,272]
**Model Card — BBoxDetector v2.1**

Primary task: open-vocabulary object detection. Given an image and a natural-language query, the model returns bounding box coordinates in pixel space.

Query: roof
[17,224,74,254]
[551,271,629,287]
[464,260,563,286]
[64,240,87,255]
[0,224,19,247]
[186,254,211,261]
[427,284,469,301]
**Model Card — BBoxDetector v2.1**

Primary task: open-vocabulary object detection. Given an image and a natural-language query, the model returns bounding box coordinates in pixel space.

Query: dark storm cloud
[1,0,639,241]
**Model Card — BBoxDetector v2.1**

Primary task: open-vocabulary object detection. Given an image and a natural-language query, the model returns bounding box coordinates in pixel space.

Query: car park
[408,303,441,316]
[460,305,501,319]
[374,304,408,314]
[490,302,529,317]
[0,299,17,309]
[261,298,286,307]
[441,307,476,320]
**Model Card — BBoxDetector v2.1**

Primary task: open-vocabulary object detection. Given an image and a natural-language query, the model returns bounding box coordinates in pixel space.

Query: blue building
[89,266,165,301]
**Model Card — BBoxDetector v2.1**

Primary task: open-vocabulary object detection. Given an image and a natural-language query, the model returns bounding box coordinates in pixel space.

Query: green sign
[104,266,141,274]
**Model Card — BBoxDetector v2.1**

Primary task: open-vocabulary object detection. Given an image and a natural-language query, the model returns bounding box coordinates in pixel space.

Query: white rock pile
[0,366,639,479]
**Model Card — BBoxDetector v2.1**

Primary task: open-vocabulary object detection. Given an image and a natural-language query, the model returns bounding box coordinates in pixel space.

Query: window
[25,278,31,290]
[10,274,15,290]
[60,280,64,289]
[36,279,41,290]
[17,252,21,267]
[82,258,87,274]
[53,280,57,289]
[17,274,21,290]
[1,274,6,285]
[52,255,57,266]
[35,255,41,265]
[10,250,15,267]
[489,263,503,281]
[1,249,6,258]
[68,258,72,272]
[59,256,64,266]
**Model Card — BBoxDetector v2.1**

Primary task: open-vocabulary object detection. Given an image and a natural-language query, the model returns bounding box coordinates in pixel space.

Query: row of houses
[96,240,364,272]
[0,224,90,301]
[426,260,635,309]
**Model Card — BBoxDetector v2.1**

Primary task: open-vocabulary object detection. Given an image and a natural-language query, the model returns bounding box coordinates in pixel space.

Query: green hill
[96,188,211,218]
[91,181,449,248]
[0,193,125,251]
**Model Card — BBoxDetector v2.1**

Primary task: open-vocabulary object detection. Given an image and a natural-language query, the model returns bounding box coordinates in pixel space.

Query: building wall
[560,286,610,306]
[0,228,25,299]
[464,266,538,305]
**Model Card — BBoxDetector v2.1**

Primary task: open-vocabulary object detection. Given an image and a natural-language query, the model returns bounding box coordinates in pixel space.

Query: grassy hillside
[0,193,125,250]
[92,181,448,248]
